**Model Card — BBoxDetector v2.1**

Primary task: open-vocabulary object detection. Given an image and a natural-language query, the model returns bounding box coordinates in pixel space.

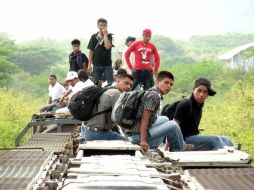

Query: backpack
[68,85,112,121]
[161,97,192,120]
[69,52,88,71]
[111,89,153,129]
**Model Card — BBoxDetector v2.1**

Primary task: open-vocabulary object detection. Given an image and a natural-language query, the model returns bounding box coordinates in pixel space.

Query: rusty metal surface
[184,167,254,190]
[65,155,169,190]
[0,150,55,190]
[21,133,71,152]
[0,178,33,190]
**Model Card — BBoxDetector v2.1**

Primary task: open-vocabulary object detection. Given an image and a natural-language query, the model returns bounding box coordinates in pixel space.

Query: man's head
[192,77,216,104]
[114,69,127,81]
[49,74,57,86]
[142,29,152,44]
[116,73,133,92]
[71,39,81,53]
[97,18,107,31]
[65,71,79,87]
[77,69,89,82]
[156,71,174,95]
[125,36,136,47]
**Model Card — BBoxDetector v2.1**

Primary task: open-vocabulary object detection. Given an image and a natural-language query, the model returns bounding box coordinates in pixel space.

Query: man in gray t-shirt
[80,74,133,141]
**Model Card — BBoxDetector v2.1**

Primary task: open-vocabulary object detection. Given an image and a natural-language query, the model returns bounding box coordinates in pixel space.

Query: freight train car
[0,115,253,190]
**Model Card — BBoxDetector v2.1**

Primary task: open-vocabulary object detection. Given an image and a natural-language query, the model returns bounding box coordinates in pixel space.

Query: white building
[218,42,254,71]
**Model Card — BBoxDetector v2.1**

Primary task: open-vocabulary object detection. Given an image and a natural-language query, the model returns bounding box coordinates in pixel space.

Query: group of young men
[41,17,234,151]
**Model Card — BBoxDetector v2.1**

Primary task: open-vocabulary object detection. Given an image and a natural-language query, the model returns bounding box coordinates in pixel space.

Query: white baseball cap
[65,71,78,80]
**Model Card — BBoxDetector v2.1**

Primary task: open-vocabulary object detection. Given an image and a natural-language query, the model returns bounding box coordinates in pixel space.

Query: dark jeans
[93,65,113,85]
[132,70,154,90]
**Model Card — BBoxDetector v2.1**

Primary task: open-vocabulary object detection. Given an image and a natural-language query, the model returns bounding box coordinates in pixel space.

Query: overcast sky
[0,0,253,42]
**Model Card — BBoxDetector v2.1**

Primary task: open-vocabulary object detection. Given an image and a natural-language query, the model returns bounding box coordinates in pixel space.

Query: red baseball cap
[143,29,152,36]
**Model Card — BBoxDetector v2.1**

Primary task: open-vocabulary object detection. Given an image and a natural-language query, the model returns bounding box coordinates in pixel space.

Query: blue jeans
[80,127,127,142]
[185,135,234,151]
[93,65,113,85]
[132,70,154,90]
[128,116,186,151]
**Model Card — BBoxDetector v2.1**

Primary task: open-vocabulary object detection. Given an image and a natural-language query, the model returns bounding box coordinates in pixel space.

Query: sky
[0,0,253,42]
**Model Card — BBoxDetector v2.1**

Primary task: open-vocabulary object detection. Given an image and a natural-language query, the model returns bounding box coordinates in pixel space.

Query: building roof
[218,42,254,60]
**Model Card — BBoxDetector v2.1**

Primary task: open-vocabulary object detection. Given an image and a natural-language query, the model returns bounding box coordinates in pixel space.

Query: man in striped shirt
[127,71,190,151]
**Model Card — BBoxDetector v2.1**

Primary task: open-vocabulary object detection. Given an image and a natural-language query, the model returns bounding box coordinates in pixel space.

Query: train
[0,113,253,190]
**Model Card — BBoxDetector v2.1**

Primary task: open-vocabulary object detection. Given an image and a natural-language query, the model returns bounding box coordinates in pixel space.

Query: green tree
[8,46,65,74]
[0,33,17,87]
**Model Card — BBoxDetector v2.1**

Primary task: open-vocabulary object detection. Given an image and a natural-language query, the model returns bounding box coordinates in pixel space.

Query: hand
[102,28,108,35]
[87,66,92,74]
[59,97,64,105]
[153,70,158,77]
[140,140,149,151]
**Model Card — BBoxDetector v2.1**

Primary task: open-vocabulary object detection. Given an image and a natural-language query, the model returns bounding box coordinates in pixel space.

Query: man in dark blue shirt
[173,77,234,151]
[69,39,88,72]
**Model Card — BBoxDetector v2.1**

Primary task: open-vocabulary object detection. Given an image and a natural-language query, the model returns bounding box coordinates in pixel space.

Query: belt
[86,127,108,132]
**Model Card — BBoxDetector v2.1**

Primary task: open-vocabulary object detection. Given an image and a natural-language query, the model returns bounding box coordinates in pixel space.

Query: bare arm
[173,118,181,125]
[59,89,72,104]
[139,109,153,150]
[102,28,112,50]
[87,50,94,72]
[48,96,52,104]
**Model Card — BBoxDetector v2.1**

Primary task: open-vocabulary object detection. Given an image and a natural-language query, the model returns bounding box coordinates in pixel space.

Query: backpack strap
[93,86,117,117]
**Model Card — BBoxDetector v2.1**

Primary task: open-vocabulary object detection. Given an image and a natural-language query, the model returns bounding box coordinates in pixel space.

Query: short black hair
[49,74,57,80]
[117,73,133,81]
[157,71,174,81]
[116,69,127,75]
[97,18,107,25]
[77,69,89,81]
[71,39,81,45]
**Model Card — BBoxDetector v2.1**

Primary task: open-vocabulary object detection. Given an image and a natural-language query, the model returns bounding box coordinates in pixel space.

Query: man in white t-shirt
[55,71,94,117]
[59,71,94,104]
[40,75,66,112]
[48,75,66,103]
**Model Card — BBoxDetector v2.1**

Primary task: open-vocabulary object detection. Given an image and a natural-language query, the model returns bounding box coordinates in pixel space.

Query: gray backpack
[111,89,154,129]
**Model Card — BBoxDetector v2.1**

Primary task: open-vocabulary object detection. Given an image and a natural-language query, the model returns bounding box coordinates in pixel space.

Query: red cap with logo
[143,29,152,36]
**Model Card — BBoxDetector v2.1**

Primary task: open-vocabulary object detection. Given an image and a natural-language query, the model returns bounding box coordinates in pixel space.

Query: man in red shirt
[125,29,160,90]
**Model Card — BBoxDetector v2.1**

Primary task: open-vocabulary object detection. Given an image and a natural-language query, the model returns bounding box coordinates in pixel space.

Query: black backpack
[161,97,192,120]
[68,85,113,121]
[69,52,88,71]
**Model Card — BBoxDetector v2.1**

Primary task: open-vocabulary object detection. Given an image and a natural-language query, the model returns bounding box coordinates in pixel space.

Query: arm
[88,50,94,72]
[82,54,89,70]
[59,89,72,104]
[173,100,190,126]
[139,109,153,150]
[48,96,52,104]
[102,28,112,50]
[103,34,112,50]
[124,45,135,70]
[153,45,160,77]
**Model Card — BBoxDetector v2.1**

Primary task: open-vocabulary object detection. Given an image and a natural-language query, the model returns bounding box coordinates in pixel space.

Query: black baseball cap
[194,77,216,96]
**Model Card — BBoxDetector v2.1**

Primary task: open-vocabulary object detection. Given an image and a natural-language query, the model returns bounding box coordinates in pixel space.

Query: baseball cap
[65,71,78,81]
[143,29,152,36]
[194,77,216,96]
